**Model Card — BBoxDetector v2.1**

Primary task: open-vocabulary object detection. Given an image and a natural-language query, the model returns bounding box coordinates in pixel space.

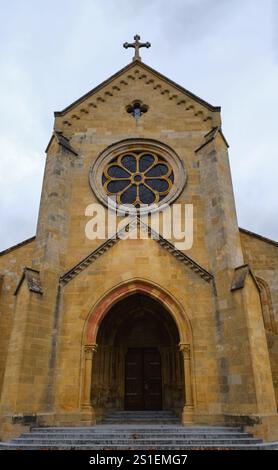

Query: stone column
[179,343,194,424]
[81,344,97,423]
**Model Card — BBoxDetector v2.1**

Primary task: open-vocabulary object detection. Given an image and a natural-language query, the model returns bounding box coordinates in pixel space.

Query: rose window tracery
[89,139,186,213]
[102,151,174,207]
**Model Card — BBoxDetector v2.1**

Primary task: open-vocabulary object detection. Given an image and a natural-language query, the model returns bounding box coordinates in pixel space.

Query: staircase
[0,411,277,450]
[102,410,180,424]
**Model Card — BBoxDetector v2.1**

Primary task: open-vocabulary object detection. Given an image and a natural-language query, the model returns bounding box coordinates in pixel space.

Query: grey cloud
[0,0,277,251]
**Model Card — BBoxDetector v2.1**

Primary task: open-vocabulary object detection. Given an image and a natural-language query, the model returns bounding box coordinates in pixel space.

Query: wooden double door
[125,348,162,410]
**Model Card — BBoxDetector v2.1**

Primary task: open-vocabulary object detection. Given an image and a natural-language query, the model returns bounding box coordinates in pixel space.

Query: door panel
[125,348,162,410]
[125,349,144,410]
[143,349,162,410]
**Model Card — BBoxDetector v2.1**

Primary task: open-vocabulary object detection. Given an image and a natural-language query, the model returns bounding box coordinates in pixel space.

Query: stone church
[0,36,278,442]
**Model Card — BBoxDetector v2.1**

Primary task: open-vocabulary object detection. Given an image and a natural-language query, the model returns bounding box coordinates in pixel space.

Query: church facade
[0,41,278,441]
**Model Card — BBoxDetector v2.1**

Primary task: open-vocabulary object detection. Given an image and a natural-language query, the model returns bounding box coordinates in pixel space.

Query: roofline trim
[54,60,221,117]
[0,236,36,257]
[239,227,278,248]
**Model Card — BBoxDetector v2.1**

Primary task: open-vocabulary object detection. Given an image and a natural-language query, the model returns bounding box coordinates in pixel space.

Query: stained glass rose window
[102,151,174,207]
[89,139,186,213]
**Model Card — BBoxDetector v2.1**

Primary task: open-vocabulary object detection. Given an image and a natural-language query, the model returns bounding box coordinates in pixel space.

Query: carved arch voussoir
[83,279,193,346]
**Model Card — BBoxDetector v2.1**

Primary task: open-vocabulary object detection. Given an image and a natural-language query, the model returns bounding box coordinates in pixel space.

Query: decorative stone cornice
[139,219,213,283]
[54,62,220,127]
[60,217,213,286]
[60,236,121,285]
[14,267,43,296]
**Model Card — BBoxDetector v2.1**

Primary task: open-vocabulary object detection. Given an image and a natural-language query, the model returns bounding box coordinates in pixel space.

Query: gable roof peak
[54,60,221,118]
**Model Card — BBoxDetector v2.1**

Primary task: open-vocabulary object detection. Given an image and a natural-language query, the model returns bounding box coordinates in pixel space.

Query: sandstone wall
[0,238,35,395]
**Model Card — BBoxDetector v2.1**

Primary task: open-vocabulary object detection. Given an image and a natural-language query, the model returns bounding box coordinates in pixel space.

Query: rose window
[102,151,174,207]
[89,139,186,213]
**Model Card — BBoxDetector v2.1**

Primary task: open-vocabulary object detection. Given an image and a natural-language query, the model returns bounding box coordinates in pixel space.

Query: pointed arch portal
[82,281,194,420]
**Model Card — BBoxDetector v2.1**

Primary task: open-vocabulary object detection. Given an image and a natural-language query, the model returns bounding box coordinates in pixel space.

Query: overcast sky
[0,0,277,251]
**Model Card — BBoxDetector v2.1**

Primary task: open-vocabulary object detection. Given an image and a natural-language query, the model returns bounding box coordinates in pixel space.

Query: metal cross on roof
[123,34,151,62]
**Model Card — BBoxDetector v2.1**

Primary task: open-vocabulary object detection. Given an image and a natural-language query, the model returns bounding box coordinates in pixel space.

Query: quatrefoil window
[102,151,173,207]
[126,101,148,119]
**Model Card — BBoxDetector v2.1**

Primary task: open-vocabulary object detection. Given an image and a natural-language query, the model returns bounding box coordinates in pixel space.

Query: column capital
[179,342,190,357]
[84,343,98,356]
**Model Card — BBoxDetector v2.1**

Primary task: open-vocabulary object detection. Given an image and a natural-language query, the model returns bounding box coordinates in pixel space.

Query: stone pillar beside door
[179,343,194,424]
[81,344,98,424]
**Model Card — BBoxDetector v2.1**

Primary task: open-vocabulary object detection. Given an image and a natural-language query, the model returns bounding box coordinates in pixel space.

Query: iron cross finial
[123,34,151,62]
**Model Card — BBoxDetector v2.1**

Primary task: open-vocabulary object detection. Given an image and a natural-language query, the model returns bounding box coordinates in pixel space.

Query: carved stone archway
[81,280,194,424]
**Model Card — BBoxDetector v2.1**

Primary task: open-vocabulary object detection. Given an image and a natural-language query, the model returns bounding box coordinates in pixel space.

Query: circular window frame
[89,139,186,214]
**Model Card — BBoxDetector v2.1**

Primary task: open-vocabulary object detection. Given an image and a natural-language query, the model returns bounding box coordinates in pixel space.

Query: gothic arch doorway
[91,293,184,415]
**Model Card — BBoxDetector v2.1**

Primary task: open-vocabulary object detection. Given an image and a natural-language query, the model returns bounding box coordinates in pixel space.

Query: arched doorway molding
[81,279,194,423]
[84,278,192,345]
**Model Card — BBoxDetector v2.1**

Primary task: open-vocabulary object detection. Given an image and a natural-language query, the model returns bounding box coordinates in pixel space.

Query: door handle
[144,383,149,390]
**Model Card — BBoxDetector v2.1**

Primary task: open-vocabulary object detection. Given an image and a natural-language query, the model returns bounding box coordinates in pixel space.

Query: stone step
[102,411,177,417]
[1,423,276,450]
[1,443,278,450]
[102,411,178,417]
[11,438,263,445]
[105,411,176,415]
[104,417,179,420]
[102,413,180,423]
[105,410,176,416]
[103,418,180,422]
[103,420,180,424]
[22,432,252,439]
[30,425,244,432]
[104,418,180,422]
